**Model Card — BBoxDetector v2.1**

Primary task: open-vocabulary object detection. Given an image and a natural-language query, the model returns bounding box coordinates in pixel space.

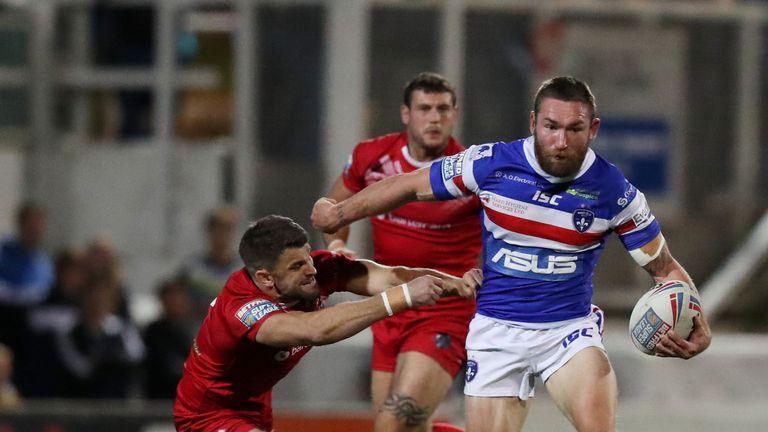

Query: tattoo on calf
[382,393,430,426]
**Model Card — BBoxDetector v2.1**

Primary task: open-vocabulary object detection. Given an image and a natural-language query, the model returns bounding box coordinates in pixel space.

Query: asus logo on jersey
[491,248,577,275]
[532,190,562,206]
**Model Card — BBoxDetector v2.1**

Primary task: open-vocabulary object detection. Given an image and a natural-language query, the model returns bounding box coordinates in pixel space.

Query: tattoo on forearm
[381,393,430,426]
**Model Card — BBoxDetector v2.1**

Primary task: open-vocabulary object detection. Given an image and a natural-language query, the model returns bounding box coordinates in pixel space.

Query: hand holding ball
[629,280,701,355]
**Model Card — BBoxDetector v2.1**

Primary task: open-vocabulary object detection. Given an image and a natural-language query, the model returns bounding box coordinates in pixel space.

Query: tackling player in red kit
[174,215,481,432]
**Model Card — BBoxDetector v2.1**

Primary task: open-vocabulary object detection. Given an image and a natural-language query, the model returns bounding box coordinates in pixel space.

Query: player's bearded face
[531,98,599,178]
[402,90,457,154]
[272,246,318,302]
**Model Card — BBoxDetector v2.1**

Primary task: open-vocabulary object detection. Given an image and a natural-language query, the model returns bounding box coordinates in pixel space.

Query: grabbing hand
[441,268,483,299]
[462,268,483,298]
[405,275,444,307]
[311,197,343,233]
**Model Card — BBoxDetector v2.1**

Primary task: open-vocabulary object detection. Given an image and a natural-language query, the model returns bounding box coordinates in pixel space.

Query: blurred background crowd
[0,202,241,404]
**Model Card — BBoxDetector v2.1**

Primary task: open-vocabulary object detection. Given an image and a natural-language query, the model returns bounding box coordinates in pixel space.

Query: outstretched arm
[637,234,712,359]
[312,166,434,233]
[254,275,444,347]
[342,259,480,299]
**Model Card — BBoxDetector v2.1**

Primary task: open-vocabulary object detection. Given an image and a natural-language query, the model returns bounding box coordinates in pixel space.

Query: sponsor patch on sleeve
[632,207,651,226]
[617,182,637,207]
[236,299,280,329]
[629,194,653,227]
[469,144,493,161]
[442,152,463,180]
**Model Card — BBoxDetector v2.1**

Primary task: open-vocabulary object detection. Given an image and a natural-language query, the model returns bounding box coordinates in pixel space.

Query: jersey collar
[401,143,439,168]
[400,132,458,168]
[523,136,596,184]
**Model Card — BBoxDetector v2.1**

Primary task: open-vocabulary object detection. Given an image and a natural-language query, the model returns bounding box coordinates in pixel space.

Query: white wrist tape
[381,291,394,316]
[402,283,413,307]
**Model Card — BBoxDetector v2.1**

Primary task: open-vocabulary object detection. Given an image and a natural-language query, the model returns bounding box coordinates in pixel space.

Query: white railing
[701,210,768,321]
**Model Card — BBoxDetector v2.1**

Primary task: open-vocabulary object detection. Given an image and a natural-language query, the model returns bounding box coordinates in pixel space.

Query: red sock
[432,421,464,432]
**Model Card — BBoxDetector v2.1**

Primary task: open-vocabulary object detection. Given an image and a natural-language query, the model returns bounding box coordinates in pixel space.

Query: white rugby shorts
[464,306,605,400]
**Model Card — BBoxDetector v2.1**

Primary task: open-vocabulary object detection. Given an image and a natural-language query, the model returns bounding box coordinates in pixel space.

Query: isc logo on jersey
[489,246,579,281]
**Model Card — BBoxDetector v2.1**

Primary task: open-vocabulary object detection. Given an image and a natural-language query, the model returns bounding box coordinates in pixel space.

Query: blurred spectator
[83,233,132,320]
[0,202,52,305]
[177,205,241,319]
[50,279,145,399]
[0,201,53,383]
[19,247,89,396]
[0,343,20,410]
[142,277,197,399]
[29,247,89,331]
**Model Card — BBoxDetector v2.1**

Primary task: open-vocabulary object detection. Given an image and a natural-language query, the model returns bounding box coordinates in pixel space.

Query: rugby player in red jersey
[174,215,481,432]
[324,72,481,432]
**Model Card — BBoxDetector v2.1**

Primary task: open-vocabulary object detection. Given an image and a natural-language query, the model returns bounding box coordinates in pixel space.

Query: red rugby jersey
[174,250,353,431]
[343,132,482,316]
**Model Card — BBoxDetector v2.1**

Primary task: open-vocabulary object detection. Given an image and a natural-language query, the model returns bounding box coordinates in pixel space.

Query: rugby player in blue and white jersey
[312,76,711,432]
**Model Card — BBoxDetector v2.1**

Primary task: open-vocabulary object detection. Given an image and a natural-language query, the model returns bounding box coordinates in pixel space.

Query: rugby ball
[628,280,701,355]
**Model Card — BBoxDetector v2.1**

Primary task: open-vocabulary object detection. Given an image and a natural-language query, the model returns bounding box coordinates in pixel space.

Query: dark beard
[533,134,587,178]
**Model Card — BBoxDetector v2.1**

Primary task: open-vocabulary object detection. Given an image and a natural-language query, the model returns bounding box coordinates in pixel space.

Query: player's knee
[576,423,614,432]
[571,414,614,432]
[569,396,615,432]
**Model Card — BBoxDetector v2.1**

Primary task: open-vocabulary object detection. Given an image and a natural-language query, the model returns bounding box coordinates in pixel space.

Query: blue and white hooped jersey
[429,136,661,323]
